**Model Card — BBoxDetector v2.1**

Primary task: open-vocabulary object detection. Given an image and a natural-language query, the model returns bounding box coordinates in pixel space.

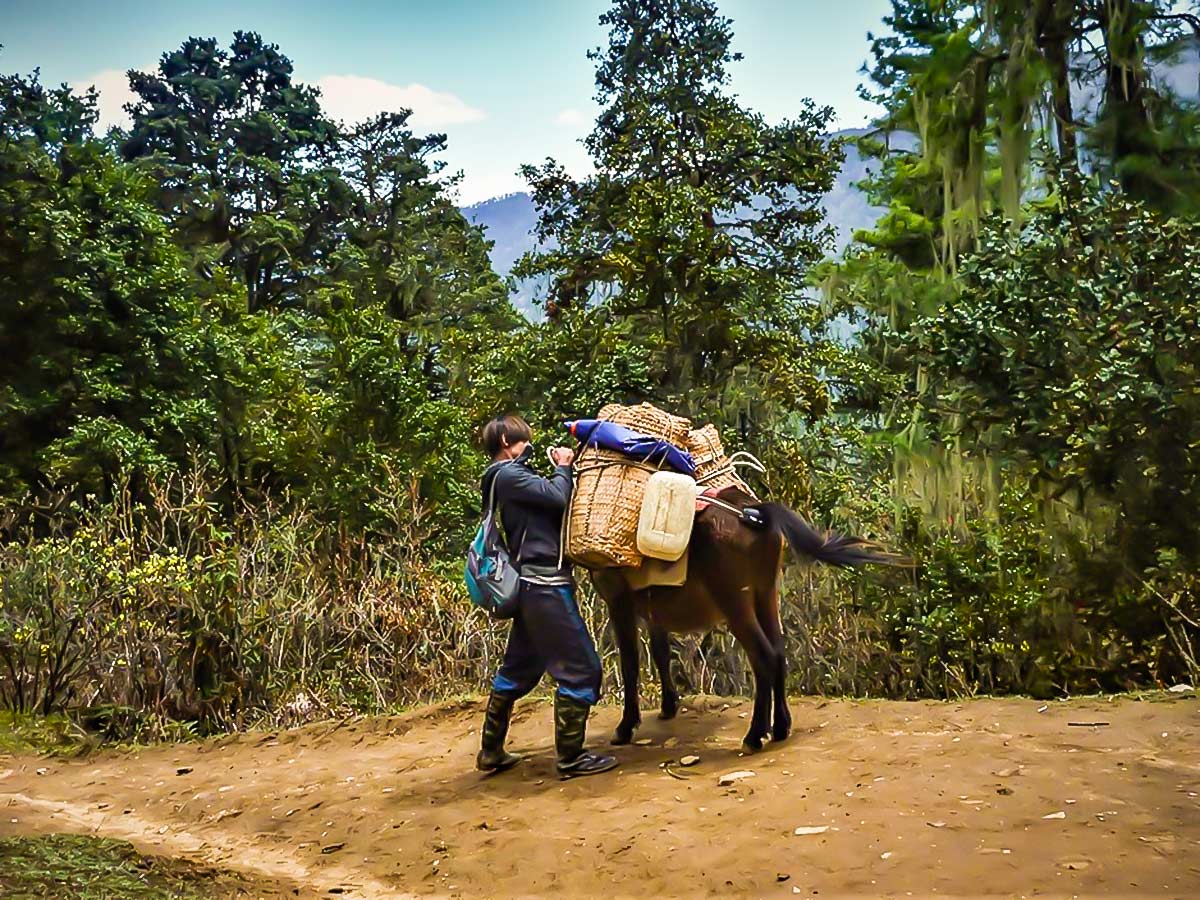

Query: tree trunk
[1038,0,1079,170]
[1097,0,1155,197]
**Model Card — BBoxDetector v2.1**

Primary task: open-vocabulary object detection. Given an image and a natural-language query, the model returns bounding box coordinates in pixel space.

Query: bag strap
[485,468,501,518]
[484,460,516,545]
[485,457,519,509]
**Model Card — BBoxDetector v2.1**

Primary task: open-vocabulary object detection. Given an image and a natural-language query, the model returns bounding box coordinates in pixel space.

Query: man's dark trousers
[491,580,602,705]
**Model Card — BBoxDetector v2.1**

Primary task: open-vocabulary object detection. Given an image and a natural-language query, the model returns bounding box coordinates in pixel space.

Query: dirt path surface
[2,694,1199,898]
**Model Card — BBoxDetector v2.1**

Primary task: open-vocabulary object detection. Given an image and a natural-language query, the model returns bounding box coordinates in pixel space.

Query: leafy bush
[0,472,509,734]
[915,185,1200,569]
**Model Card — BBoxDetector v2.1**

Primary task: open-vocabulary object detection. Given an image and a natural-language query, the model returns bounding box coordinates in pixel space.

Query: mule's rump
[590,487,905,751]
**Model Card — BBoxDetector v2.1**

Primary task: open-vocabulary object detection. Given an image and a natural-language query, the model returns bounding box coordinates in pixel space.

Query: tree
[0,72,236,498]
[121,33,344,312]
[118,36,518,529]
[819,0,1200,491]
[857,0,1200,272]
[1089,0,1200,212]
[0,54,510,539]
[515,0,843,429]
[0,67,98,147]
[333,112,516,380]
[292,111,517,534]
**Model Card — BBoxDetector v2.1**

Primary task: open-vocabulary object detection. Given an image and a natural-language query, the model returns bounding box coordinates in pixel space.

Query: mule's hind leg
[758,585,791,742]
[648,626,679,720]
[726,613,781,753]
[770,645,791,742]
[609,596,642,745]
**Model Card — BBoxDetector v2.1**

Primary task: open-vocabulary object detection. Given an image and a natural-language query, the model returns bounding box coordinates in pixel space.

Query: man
[475,414,618,778]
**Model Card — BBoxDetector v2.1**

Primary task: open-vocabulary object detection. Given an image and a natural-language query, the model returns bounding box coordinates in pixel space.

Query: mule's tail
[758,503,911,569]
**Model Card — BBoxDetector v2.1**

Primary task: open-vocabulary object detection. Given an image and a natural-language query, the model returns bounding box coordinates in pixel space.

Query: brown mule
[591,488,904,753]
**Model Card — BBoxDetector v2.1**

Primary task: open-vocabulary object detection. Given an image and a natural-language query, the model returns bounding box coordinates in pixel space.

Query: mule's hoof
[771,727,791,743]
[740,736,765,754]
[658,693,679,720]
[611,728,636,746]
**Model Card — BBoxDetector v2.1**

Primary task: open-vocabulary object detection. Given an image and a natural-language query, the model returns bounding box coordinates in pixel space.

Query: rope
[730,451,767,473]
[695,455,764,483]
[572,456,674,477]
[698,495,748,517]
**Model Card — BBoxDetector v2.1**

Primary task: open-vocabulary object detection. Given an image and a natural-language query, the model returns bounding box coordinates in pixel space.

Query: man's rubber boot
[476,693,522,773]
[555,694,618,778]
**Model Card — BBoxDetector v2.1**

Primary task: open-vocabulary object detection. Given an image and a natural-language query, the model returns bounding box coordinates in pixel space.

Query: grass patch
[0,712,95,757]
[0,834,261,899]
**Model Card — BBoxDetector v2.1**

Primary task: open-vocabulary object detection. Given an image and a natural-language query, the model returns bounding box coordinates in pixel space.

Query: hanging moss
[997,11,1039,223]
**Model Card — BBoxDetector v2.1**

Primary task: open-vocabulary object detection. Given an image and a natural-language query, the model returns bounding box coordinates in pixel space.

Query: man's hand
[551,447,576,466]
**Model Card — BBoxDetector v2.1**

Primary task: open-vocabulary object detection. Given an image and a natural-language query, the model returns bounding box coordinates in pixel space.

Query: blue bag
[565,419,697,475]
[464,465,520,618]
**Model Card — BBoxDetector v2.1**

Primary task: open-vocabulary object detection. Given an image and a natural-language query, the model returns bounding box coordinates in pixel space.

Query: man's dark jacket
[481,445,573,570]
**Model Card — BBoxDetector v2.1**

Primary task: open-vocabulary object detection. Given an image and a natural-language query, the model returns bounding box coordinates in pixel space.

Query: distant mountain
[461,192,541,278]
[461,128,904,317]
[820,127,912,252]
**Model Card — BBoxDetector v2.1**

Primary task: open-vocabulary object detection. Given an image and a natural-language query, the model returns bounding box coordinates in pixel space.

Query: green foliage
[867,486,1074,698]
[3,3,1198,735]
[914,184,1200,566]
[0,44,525,729]
[121,32,341,312]
[0,46,516,541]
[474,305,660,427]
[1087,0,1200,215]
[856,0,1200,271]
[0,76,231,498]
[0,472,507,731]
[0,710,90,755]
[813,1,1200,702]
[781,429,1196,697]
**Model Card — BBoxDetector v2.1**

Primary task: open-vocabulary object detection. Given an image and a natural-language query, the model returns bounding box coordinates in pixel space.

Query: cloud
[316,75,485,129]
[555,107,584,127]
[70,68,484,134]
[452,170,530,207]
[71,68,139,130]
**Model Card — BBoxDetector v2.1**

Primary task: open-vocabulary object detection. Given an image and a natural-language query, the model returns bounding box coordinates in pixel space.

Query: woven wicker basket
[567,402,693,569]
[597,402,691,445]
[687,423,756,497]
[567,448,657,568]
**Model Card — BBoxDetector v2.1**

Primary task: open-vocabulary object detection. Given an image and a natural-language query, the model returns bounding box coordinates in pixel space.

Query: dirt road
[2,694,1198,898]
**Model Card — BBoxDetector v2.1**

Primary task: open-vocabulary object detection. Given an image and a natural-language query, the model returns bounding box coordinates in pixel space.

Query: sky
[0,0,894,204]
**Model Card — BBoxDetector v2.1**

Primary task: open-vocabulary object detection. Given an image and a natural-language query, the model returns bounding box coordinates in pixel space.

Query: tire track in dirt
[0,790,410,899]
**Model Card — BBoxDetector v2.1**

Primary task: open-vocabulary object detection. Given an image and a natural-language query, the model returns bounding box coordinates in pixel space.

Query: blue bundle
[565,419,696,476]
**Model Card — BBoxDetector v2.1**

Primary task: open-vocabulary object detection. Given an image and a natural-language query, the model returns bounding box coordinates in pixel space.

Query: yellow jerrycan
[636,470,697,561]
